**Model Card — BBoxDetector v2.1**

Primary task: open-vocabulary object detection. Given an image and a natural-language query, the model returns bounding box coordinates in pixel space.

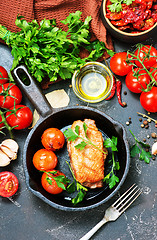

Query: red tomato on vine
[140,86,157,112]
[0,66,8,84]
[149,63,157,82]
[6,104,33,130]
[110,52,133,76]
[134,45,157,69]
[125,68,150,93]
[0,83,22,109]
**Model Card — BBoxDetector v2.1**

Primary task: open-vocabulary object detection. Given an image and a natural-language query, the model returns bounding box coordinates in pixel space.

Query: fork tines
[112,184,142,214]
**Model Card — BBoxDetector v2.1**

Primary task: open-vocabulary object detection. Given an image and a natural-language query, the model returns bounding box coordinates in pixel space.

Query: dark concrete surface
[0,37,157,240]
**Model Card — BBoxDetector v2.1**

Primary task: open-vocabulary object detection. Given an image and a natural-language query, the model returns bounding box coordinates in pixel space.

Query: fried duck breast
[67,119,107,189]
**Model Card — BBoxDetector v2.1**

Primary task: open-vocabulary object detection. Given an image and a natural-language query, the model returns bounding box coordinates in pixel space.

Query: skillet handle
[11,65,52,118]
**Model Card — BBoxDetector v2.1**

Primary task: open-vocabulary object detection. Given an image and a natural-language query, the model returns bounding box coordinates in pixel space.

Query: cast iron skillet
[12,65,130,211]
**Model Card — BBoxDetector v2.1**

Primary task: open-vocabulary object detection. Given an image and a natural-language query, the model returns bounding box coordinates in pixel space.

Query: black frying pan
[12,65,130,211]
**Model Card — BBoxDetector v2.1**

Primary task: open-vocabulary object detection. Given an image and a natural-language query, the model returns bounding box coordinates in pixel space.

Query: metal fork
[79,184,142,240]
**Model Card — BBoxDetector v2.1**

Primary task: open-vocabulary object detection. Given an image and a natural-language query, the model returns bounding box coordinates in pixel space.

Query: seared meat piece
[67,119,107,189]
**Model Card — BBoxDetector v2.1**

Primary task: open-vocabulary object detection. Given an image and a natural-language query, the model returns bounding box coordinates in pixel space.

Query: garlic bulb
[0,139,19,167]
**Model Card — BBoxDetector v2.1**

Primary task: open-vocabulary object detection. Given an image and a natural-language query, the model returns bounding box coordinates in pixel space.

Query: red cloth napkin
[0,0,113,51]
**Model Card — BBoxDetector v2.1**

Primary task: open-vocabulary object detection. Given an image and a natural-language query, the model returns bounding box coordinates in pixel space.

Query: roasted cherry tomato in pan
[0,66,8,84]
[0,171,19,197]
[110,52,133,76]
[6,104,33,130]
[134,45,157,69]
[0,83,22,109]
[41,170,67,194]
[140,86,157,112]
[125,68,150,93]
[33,149,58,171]
[41,128,65,151]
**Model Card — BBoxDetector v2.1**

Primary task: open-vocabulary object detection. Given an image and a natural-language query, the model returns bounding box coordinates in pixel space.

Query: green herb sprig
[130,130,152,164]
[42,170,71,190]
[108,0,134,13]
[66,162,88,205]
[103,136,120,188]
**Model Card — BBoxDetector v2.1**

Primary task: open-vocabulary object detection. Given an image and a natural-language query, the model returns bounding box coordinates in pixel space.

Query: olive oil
[78,70,110,100]
[72,62,113,103]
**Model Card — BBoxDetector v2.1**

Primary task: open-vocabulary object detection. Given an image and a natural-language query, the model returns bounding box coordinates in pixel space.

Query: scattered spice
[151,132,157,138]
[139,118,142,122]
[143,120,148,125]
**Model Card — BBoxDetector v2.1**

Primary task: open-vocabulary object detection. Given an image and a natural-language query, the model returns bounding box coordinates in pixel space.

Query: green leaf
[75,141,87,150]
[64,128,78,141]
[139,149,151,164]
[66,181,76,193]
[130,144,140,157]
[104,137,118,151]
[72,189,86,205]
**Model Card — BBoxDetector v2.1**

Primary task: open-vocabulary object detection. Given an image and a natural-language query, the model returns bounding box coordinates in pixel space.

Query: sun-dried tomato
[106,0,157,33]
[111,20,128,27]
[106,12,122,20]
[152,9,157,21]
[141,18,155,30]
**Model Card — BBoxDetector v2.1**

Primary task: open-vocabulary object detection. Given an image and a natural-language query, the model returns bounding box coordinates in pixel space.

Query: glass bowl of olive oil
[72,62,113,103]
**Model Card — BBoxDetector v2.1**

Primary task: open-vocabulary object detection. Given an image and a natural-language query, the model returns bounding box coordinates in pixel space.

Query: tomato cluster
[33,128,67,195]
[110,45,157,112]
[0,66,33,131]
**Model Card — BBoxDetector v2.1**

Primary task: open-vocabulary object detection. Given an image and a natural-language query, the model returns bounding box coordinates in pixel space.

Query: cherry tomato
[41,170,66,194]
[125,68,151,93]
[6,104,33,130]
[140,86,157,112]
[33,149,58,171]
[0,171,19,197]
[149,63,157,82]
[0,83,22,109]
[134,45,157,69]
[110,52,133,76]
[0,115,4,129]
[0,66,8,84]
[41,128,65,151]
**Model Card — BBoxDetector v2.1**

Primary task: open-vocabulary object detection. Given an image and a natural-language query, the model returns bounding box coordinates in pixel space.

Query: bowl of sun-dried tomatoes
[101,0,157,43]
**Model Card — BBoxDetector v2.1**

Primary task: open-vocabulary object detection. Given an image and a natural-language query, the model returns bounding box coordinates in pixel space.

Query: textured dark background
[0,36,157,240]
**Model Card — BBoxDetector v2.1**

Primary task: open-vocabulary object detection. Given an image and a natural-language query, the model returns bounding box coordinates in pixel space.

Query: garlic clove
[0,145,17,160]
[0,150,11,166]
[152,142,157,155]
[0,139,19,154]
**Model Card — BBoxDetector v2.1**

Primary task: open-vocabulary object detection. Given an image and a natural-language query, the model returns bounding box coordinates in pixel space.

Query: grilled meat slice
[67,119,107,189]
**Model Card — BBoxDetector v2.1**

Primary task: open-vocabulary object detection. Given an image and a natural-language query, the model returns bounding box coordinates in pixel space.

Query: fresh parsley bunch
[0,11,110,83]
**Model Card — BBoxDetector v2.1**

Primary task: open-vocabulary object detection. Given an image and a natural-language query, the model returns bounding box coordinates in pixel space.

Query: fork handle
[79,218,107,240]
